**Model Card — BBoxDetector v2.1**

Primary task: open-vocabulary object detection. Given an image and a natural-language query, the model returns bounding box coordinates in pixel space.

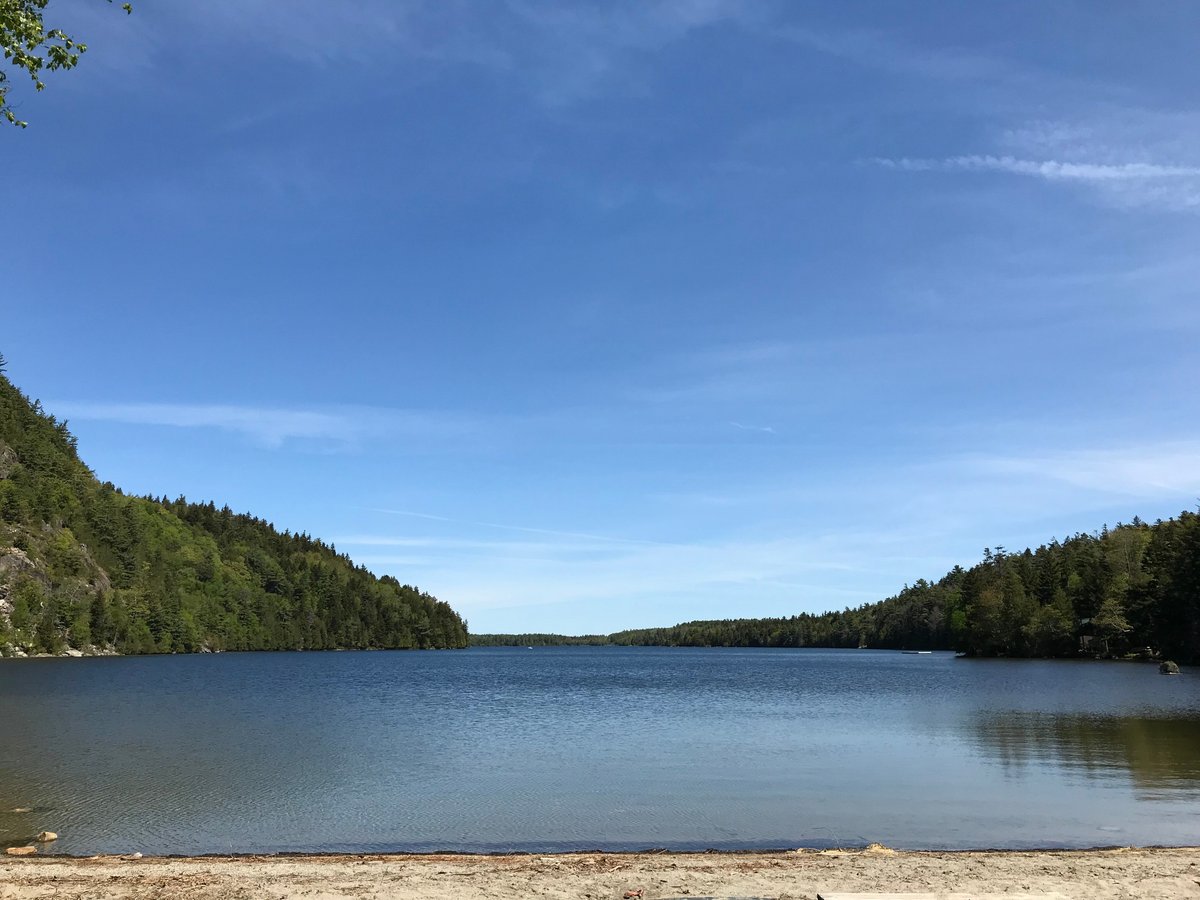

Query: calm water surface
[1,647,1198,855]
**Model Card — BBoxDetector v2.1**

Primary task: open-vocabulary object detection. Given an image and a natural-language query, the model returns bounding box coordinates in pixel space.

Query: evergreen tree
[0,362,468,655]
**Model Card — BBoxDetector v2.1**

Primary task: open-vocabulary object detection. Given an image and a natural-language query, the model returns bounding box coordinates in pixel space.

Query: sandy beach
[3,847,1198,899]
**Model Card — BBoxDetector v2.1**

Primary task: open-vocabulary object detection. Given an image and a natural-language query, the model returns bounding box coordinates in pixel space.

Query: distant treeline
[0,358,469,656]
[474,513,1200,662]
[470,633,610,646]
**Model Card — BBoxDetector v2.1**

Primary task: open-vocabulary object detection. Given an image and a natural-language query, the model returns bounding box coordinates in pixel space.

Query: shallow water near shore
[1,647,1198,855]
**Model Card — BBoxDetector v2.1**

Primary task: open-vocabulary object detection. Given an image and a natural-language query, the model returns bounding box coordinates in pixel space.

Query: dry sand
[2,847,1199,899]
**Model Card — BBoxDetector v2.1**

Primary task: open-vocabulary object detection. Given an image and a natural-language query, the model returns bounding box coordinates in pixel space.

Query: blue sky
[4,1,1199,633]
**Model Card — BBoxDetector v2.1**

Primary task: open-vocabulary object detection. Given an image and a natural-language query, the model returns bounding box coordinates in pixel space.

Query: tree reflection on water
[966,711,1200,798]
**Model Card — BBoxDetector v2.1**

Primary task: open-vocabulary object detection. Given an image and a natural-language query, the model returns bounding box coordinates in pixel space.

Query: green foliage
[1,0,131,128]
[0,362,468,655]
[475,516,1200,663]
[471,633,611,647]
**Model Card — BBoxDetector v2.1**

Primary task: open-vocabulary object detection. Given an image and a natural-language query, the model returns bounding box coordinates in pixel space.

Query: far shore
[4,846,1200,899]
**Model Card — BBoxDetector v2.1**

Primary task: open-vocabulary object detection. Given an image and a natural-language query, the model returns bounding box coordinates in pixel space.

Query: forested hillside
[476,513,1200,662]
[0,358,468,656]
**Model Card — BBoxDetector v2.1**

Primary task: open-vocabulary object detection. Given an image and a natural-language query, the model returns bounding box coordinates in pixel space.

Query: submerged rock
[1160,660,1181,675]
[36,831,57,842]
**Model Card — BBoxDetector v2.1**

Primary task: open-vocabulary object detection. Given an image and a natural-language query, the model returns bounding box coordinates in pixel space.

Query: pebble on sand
[5,846,37,856]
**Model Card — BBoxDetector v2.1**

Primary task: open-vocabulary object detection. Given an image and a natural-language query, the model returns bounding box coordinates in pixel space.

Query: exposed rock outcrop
[0,439,19,479]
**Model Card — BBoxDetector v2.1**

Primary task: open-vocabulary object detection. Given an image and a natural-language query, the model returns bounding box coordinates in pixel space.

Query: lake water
[1,647,1198,855]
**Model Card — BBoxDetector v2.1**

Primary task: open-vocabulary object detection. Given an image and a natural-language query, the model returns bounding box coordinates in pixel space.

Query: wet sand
[3,847,1199,899]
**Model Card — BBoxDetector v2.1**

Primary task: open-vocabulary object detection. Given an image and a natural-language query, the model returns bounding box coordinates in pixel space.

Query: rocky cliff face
[0,440,19,479]
[0,525,114,656]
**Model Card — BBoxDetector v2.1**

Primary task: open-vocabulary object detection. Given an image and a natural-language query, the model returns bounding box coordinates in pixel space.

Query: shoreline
[10,841,1200,859]
[4,846,1200,899]
[1,645,1179,665]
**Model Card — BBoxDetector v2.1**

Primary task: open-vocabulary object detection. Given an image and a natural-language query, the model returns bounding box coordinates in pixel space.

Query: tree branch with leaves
[1,0,130,128]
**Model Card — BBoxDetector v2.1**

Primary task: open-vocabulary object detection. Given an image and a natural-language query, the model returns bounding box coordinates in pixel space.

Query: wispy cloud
[649,422,1200,531]
[1002,112,1200,169]
[730,421,776,434]
[333,534,633,562]
[875,154,1200,211]
[175,1,444,67]
[629,335,919,412]
[773,25,1013,83]
[341,527,888,631]
[969,442,1200,498]
[503,0,752,103]
[167,0,750,106]
[876,155,1200,182]
[372,508,678,546]
[50,401,477,450]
